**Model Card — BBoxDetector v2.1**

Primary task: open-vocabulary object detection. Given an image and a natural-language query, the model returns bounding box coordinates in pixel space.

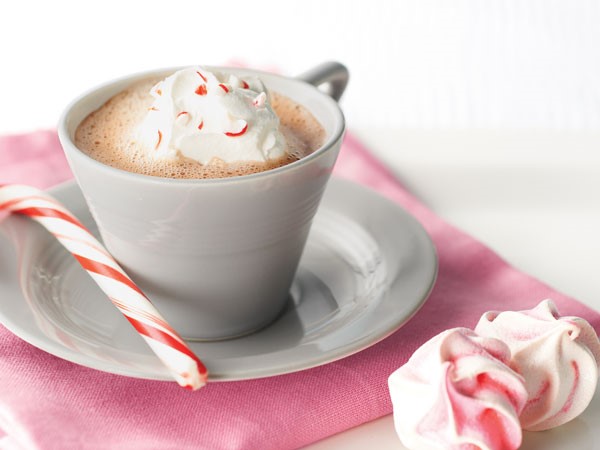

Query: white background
[3,1,600,449]
[2,0,600,134]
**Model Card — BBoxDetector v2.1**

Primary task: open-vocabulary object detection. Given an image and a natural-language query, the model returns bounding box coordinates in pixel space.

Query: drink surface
[75,77,326,179]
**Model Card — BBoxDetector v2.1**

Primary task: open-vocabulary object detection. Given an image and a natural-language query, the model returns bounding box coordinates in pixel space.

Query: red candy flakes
[176,111,189,118]
[197,120,204,131]
[196,71,208,82]
[241,80,249,89]
[195,84,208,95]
[225,122,248,137]
[218,83,229,93]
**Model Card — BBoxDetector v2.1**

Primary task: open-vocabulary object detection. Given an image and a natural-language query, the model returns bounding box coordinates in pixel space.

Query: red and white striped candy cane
[0,184,208,390]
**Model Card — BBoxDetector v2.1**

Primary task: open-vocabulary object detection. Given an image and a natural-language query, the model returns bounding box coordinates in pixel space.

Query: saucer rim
[0,177,437,382]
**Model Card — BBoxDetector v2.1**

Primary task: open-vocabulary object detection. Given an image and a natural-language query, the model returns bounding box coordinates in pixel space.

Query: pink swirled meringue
[388,328,527,450]
[475,299,600,431]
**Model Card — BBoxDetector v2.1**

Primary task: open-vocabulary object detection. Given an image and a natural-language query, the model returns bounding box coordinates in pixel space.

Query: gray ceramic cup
[58,62,348,340]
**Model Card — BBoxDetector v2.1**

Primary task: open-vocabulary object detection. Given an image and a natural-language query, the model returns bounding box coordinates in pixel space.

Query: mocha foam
[74,77,326,179]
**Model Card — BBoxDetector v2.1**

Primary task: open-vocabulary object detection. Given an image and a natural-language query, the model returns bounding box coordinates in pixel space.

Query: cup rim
[58,65,346,186]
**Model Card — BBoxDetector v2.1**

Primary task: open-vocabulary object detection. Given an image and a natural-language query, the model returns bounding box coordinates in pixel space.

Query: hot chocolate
[74,69,326,179]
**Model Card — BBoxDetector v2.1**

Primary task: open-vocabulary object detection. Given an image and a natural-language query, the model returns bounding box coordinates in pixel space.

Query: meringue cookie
[388,328,527,450]
[475,299,600,431]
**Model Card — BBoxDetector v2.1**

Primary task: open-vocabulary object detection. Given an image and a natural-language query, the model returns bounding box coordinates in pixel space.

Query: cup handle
[296,61,349,102]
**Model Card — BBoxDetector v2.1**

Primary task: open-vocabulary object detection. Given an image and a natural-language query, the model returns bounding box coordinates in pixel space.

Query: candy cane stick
[0,184,208,390]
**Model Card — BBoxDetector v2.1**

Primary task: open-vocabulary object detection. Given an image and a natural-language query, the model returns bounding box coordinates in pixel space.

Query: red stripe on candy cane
[110,297,184,345]
[13,206,86,229]
[52,232,114,259]
[0,194,62,211]
[74,254,146,298]
[125,316,207,374]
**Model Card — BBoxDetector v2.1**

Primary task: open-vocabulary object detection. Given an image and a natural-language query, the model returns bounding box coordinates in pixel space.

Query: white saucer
[0,178,437,382]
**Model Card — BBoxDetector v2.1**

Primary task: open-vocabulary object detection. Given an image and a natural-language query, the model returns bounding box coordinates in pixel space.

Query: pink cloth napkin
[1,130,599,450]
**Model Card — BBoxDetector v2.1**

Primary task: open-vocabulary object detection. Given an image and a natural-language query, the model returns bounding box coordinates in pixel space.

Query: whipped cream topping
[475,299,600,431]
[137,67,286,164]
[388,328,527,450]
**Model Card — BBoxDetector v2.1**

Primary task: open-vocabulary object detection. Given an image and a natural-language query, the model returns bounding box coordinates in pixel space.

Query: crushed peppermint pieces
[195,84,208,96]
[224,121,248,137]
